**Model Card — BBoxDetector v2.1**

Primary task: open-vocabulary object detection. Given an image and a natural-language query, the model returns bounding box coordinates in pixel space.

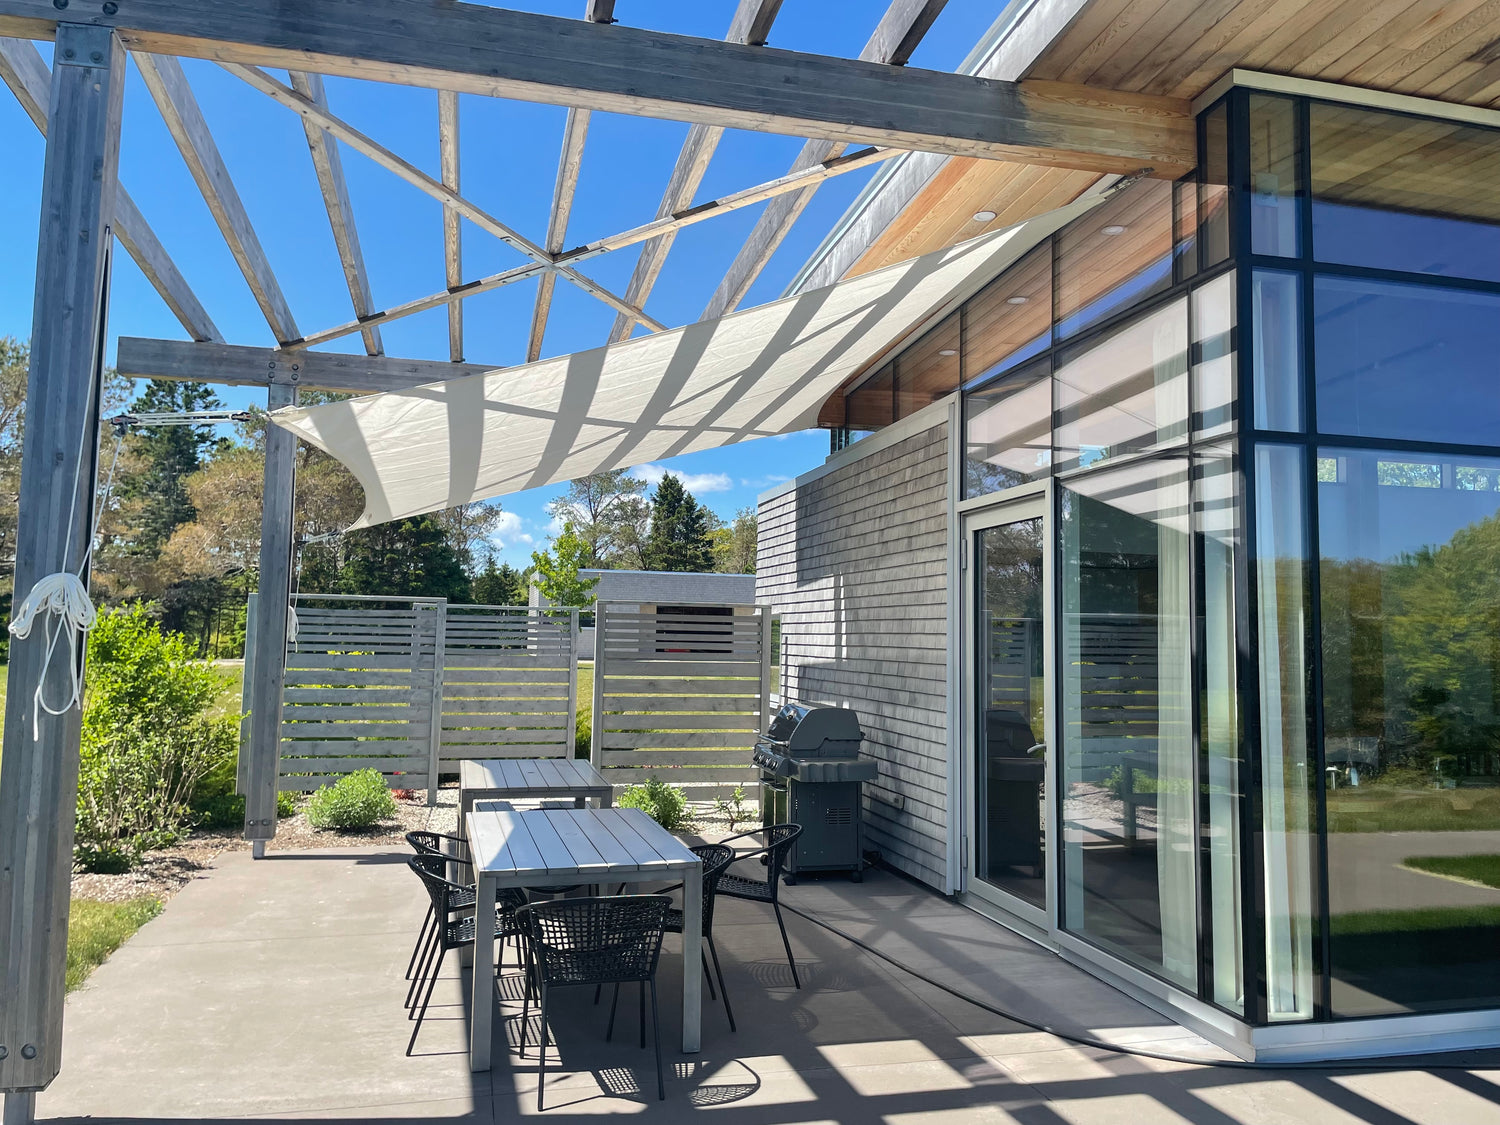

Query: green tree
[471,558,526,605]
[531,523,599,607]
[710,507,757,574]
[118,380,226,556]
[641,473,713,572]
[547,470,648,567]
[337,515,471,601]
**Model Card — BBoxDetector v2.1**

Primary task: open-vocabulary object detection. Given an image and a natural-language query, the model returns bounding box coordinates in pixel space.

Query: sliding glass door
[966,497,1052,920]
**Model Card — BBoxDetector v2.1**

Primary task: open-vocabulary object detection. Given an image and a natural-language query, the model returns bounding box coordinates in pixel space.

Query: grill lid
[765,701,864,755]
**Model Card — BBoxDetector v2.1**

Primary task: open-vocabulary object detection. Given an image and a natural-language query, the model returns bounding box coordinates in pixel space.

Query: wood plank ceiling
[844,0,1500,277]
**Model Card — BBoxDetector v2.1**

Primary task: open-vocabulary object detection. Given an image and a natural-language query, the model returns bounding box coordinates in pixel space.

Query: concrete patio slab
[27,846,1500,1123]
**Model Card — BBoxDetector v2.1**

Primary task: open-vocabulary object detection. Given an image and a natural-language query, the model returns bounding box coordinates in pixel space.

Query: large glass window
[1313,276,1500,447]
[1254,444,1317,1022]
[1054,298,1188,474]
[1252,271,1302,433]
[1311,102,1500,283]
[1196,445,1244,1014]
[895,313,961,418]
[844,363,893,431]
[1248,94,1301,258]
[1192,271,1236,440]
[1201,100,1231,269]
[964,358,1050,497]
[1061,456,1197,989]
[1319,447,1500,1017]
[1056,178,1174,339]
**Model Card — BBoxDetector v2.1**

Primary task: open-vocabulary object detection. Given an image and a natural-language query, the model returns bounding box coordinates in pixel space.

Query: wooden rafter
[116,337,499,394]
[703,0,950,321]
[288,71,382,356]
[0,36,220,342]
[298,144,899,348]
[439,90,463,362]
[0,1,1194,174]
[135,52,300,345]
[607,0,785,344]
[527,104,590,362]
[224,63,662,341]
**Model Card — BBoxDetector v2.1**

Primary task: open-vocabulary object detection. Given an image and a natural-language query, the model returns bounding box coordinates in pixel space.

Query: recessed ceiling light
[972,210,998,223]
[1006,296,1029,305]
[1101,224,1128,235]
[938,349,957,356]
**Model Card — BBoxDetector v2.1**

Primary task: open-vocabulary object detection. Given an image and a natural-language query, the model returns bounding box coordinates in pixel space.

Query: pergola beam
[704,0,950,321]
[0,1,1195,174]
[607,0,785,344]
[135,52,300,345]
[298,143,900,348]
[528,105,590,363]
[0,36,220,343]
[438,90,462,362]
[224,63,664,340]
[115,337,500,394]
[288,71,382,356]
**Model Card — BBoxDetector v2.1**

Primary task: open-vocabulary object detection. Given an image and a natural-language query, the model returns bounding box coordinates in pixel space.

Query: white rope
[8,423,122,739]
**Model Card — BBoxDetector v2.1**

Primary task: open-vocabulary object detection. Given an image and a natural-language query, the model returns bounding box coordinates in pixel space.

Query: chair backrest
[407,853,468,920]
[691,843,735,935]
[405,830,469,865]
[518,895,671,987]
[761,823,803,901]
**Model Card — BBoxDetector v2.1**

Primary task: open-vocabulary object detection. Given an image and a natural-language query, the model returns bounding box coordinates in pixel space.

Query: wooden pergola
[0,0,1192,1116]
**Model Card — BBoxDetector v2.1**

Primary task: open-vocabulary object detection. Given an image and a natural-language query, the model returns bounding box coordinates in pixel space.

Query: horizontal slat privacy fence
[592,602,770,799]
[440,604,578,762]
[279,596,444,797]
[275,597,578,803]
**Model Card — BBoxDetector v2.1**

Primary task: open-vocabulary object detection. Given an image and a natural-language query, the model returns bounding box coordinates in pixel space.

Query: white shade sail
[271,194,1105,528]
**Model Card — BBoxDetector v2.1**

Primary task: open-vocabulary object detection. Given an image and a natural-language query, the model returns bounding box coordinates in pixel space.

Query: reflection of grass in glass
[1326,788,1500,832]
[1403,853,1500,889]
[1331,905,1500,969]
[1332,904,1500,936]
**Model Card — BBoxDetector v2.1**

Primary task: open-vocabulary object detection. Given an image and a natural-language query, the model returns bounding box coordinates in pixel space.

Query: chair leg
[406,946,445,1056]
[648,980,665,1101]
[773,901,801,989]
[639,981,646,1050]
[519,965,531,1058]
[708,936,736,1033]
[606,981,622,1042]
[701,947,717,1002]
[405,906,433,980]
[537,984,550,1113]
[406,923,441,1012]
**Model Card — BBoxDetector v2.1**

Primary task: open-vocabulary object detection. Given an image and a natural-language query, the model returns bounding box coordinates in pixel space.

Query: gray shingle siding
[757,425,950,891]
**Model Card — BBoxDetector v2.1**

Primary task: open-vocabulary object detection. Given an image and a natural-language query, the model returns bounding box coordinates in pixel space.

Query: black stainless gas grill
[754,701,877,882]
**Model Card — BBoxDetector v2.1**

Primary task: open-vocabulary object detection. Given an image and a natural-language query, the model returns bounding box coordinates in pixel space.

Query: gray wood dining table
[464,802,703,1071]
[457,759,612,842]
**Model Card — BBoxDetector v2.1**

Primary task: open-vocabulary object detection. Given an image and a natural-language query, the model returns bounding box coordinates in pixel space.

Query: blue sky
[0,2,999,568]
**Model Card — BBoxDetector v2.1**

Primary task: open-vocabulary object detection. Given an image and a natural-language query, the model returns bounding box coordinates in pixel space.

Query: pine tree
[119,380,226,556]
[471,558,526,605]
[336,515,471,601]
[641,473,714,572]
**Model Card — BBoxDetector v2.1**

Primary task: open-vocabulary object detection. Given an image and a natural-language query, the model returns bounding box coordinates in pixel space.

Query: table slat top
[467,805,698,878]
[461,757,609,795]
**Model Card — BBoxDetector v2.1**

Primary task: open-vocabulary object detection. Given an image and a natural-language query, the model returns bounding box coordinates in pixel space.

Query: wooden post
[0,23,123,1105]
[590,602,606,771]
[235,591,258,796]
[242,384,297,849]
[758,605,773,735]
[426,603,446,806]
[567,608,579,760]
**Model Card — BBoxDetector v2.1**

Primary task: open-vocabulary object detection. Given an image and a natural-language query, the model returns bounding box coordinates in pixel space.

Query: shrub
[619,776,689,832]
[192,788,297,830]
[306,769,397,830]
[713,784,753,833]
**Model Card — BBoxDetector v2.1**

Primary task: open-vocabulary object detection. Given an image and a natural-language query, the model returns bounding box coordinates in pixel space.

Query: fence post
[567,608,579,758]
[590,601,606,771]
[427,602,447,806]
[236,592,259,796]
[759,605,774,736]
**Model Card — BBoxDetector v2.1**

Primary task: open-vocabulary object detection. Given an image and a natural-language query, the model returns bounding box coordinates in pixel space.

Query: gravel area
[70,784,756,905]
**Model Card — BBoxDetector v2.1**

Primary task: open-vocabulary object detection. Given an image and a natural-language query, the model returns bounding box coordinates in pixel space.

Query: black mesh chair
[516,895,672,1109]
[403,830,526,1004]
[405,854,524,1056]
[717,824,804,988]
[665,842,737,1032]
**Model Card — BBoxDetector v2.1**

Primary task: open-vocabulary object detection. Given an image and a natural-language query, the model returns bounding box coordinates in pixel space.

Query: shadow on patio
[32,847,1500,1123]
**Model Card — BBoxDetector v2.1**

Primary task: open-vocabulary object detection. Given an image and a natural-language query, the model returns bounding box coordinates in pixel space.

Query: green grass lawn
[1403,853,1500,889]
[67,897,160,990]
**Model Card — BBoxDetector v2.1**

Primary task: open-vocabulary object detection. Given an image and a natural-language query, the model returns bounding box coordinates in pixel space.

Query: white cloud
[489,511,534,550]
[630,463,734,494]
[740,474,789,489]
